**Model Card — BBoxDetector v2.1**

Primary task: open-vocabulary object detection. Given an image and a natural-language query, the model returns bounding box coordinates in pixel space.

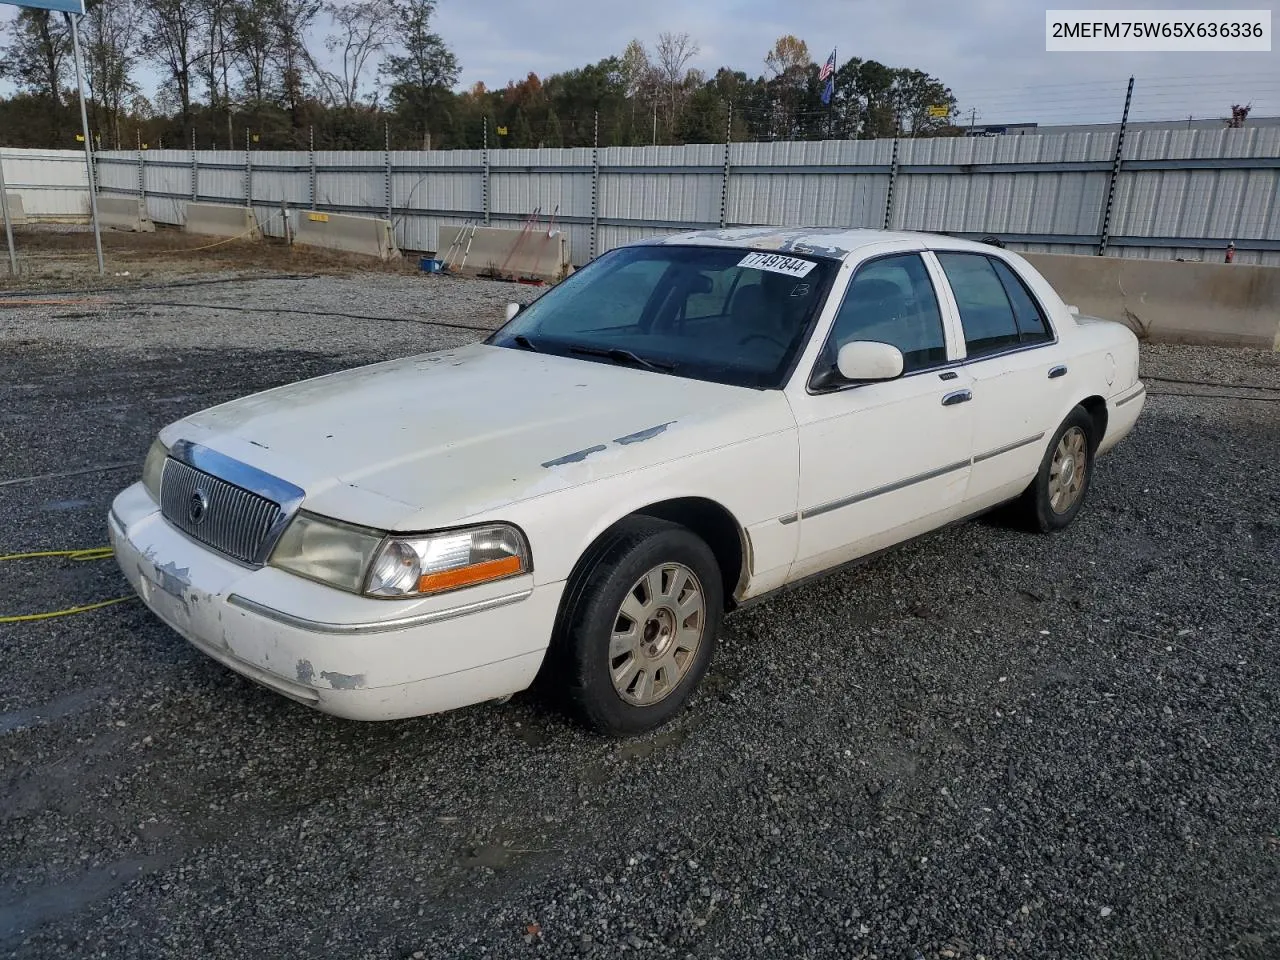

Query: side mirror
[505,302,521,322]
[836,341,904,381]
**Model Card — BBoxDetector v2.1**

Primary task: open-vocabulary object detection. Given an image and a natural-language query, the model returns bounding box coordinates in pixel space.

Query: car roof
[633,226,1005,261]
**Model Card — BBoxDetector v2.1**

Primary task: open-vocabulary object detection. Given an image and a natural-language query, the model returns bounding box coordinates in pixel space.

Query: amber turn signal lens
[416,554,523,593]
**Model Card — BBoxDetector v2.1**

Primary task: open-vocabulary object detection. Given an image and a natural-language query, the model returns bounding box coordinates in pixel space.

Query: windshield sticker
[738,251,817,278]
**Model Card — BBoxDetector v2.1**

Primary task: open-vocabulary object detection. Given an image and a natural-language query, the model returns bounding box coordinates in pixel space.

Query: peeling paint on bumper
[108,482,561,721]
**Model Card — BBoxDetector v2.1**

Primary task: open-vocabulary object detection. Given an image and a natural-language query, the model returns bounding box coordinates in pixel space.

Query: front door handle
[942,389,972,406]
[1048,364,1068,379]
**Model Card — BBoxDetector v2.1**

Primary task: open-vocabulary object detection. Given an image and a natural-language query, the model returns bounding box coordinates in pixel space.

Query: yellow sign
[75,133,85,142]
[496,126,508,135]
[308,212,330,222]
[252,134,260,143]
[142,143,149,149]
[926,105,949,119]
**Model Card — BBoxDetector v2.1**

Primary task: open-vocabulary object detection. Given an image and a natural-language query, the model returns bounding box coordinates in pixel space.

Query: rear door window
[991,258,1053,343]
[936,252,1021,359]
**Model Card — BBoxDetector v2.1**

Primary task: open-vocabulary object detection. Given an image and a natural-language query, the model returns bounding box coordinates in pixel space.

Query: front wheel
[1019,406,1095,533]
[555,517,723,736]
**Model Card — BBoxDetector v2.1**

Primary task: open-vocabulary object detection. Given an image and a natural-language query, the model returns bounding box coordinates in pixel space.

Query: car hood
[163,341,789,530]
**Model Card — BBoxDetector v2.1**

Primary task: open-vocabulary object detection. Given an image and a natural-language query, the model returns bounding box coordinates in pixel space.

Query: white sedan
[109,227,1146,735]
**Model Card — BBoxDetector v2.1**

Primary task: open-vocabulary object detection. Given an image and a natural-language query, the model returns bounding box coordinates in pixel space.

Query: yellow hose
[0,547,135,623]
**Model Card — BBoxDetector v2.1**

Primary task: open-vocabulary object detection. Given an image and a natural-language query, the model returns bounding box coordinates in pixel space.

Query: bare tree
[315,0,395,108]
[195,0,236,125]
[139,0,202,124]
[271,0,323,125]
[229,0,277,104]
[83,0,140,148]
[654,31,698,133]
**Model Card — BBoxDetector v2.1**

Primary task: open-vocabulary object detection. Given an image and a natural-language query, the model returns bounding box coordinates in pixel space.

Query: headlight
[365,524,530,598]
[269,512,385,593]
[142,438,169,503]
[269,515,531,598]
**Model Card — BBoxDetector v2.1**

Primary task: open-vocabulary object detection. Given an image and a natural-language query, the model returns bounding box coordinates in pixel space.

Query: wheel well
[631,497,745,610]
[1080,395,1108,449]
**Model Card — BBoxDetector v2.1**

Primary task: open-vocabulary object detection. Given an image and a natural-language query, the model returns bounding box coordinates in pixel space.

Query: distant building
[964,116,1280,136]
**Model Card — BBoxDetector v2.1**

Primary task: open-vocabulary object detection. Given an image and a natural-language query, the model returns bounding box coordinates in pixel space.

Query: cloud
[3,0,1275,125]
[434,0,1279,123]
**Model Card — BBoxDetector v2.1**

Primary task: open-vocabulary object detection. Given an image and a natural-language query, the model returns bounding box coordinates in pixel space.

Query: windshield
[486,244,838,389]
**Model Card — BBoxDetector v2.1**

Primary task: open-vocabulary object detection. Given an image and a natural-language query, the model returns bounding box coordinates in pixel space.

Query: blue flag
[820,49,837,104]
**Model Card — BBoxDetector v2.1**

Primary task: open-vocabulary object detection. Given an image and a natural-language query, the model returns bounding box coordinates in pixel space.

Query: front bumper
[108,482,562,720]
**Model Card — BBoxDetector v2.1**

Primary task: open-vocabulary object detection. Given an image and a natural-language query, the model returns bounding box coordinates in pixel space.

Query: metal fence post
[590,110,600,259]
[309,125,317,210]
[190,127,198,201]
[0,151,17,276]
[136,129,144,201]
[1098,76,1135,257]
[244,127,252,209]
[482,118,491,226]
[719,102,732,229]
[384,121,393,221]
[883,129,900,230]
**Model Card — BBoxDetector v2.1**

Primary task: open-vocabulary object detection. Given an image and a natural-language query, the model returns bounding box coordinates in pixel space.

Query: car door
[930,250,1071,508]
[786,251,975,582]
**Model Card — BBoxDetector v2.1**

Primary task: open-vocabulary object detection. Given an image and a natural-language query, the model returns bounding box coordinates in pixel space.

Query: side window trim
[988,255,1057,343]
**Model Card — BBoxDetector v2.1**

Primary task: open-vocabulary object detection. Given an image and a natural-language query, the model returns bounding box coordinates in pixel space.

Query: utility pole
[67,10,104,274]
[969,107,977,134]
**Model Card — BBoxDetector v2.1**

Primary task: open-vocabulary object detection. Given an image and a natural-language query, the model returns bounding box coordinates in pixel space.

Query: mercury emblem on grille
[188,489,209,524]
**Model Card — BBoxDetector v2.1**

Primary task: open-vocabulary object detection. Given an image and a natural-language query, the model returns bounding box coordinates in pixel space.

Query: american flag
[818,50,837,82]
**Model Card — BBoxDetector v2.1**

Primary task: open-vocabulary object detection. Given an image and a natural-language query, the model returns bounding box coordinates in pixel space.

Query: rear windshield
[487,244,838,389]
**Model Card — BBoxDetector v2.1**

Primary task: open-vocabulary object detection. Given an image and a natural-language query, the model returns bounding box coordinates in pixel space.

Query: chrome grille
[160,458,283,565]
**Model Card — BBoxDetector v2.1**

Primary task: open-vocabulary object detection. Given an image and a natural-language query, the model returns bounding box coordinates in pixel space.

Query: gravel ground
[0,274,1277,960]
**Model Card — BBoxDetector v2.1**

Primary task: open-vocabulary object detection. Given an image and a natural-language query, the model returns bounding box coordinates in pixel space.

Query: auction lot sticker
[738,252,818,277]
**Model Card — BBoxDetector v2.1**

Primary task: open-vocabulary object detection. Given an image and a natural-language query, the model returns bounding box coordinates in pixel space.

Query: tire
[1019,405,1096,533]
[553,516,723,736]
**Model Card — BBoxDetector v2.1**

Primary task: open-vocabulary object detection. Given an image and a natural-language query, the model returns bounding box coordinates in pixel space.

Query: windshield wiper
[510,334,540,352]
[568,344,675,373]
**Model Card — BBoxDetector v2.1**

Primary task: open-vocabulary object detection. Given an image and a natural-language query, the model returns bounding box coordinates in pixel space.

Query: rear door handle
[942,389,972,407]
[1048,365,1068,379]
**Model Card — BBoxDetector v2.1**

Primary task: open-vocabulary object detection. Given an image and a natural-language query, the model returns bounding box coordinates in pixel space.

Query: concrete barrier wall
[1,193,28,225]
[1024,252,1280,351]
[437,225,571,283]
[293,211,399,260]
[184,202,260,240]
[97,195,155,232]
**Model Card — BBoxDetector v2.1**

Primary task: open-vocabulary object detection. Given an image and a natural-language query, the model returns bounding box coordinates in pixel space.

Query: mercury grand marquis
[109,227,1146,734]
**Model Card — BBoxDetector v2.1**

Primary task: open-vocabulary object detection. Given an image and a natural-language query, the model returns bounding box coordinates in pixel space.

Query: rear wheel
[554,517,722,735]
[1020,406,1095,533]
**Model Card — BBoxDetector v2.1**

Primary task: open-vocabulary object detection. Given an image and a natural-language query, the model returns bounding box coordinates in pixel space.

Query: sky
[2,0,1277,126]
